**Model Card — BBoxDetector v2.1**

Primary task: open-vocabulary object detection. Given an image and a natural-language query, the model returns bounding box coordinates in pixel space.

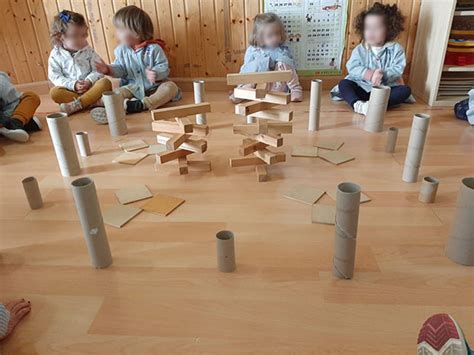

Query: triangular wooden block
[142,194,185,216]
[318,149,355,165]
[314,140,344,151]
[327,190,371,204]
[103,204,143,228]
[115,185,153,204]
[291,146,319,157]
[284,185,325,205]
[311,204,336,225]
[113,151,148,165]
[119,139,149,152]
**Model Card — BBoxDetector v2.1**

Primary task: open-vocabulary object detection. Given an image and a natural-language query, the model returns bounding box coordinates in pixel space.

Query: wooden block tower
[151,103,212,175]
[226,70,294,182]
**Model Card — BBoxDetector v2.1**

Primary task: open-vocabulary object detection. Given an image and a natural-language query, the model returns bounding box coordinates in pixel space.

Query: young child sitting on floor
[95,5,180,114]
[48,10,112,118]
[331,2,412,115]
[231,12,303,103]
[0,72,41,143]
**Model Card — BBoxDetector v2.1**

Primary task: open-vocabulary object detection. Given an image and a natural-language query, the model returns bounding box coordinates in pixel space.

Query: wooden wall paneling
[156,0,177,73]
[200,0,223,76]
[185,0,205,76]
[100,0,118,62]
[343,0,366,74]
[0,25,16,82]
[56,0,72,10]
[170,0,190,77]
[27,0,53,78]
[229,0,246,73]
[244,0,260,47]
[214,0,232,75]
[404,0,421,78]
[70,0,96,51]
[141,0,160,38]
[84,0,110,62]
[42,0,58,27]
[112,0,127,11]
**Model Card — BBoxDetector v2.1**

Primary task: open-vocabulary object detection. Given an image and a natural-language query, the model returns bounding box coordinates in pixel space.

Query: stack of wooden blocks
[151,103,212,175]
[226,70,294,182]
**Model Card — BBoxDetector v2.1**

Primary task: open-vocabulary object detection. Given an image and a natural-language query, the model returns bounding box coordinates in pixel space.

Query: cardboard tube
[418,176,439,203]
[71,177,113,269]
[308,79,322,131]
[364,85,391,133]
[446,177,474,266]
[75,131,91,157]
[102,91,127,136]
[385,127,399,153]
[402,113,431,183]
[46,112,81,177]
[22,176,43,210]
[333,182,361,279]
[216,230,236,272]
[246,115,256,124]
[193,80,207,125]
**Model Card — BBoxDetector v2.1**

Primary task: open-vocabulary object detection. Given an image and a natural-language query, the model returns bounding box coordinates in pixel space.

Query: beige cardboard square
[318,149,355,165]
[142,194,185,216]
[113,151,148,165]
[327,190,371,204]
[291,146,319,158]
[314,140,344,151]
[103,204,143,228]
[115,185,153,205]
[311,204,336,225]
[119,139,149,152]
[284,185,325,205]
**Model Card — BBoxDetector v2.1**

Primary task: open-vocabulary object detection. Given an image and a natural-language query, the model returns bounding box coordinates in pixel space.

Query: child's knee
[22,91,41,108]
[96,77,112,91]
[338,79,353,90]
[49,87,64,103]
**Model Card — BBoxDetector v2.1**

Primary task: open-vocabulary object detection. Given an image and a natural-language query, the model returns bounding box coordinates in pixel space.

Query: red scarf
[133,39,167,52]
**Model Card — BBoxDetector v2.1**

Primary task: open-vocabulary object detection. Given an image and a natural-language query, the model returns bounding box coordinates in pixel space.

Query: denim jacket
[240,45,296,73]
[0,71,21,120]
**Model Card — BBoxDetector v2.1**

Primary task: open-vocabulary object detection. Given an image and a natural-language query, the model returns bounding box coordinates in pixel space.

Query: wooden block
[233,123,260,135]
[156,149,194,164]
[291,146,319,158]
[230,151,285,167]
[157,134,207,153]
[152,120,190,134]
[178,156,188,175]
[103,204,143,228]
[327,190,371,204]
[192,124,209,137]
[142,194,185,216]
[145,144,168,155]
[188,160,212,172]
[233,87,290,105]
[254,148,279,165]
[226,70,293,85]
[119,139,149,152]
[250,109,293,122]
[284,185,325,205]
[314,140,344,151]
[166,134,190,150]
[175,117,193,133]
[267,121,293,134]
[235,101,274,116]
[254,133,283,147]
[256,165,268,182]
[115,184,153,205]
[311,204,336,225]
[239,138,268,156]
[318,149,355,165]
[255,83,268,98]
[151,102,211,120]
[113,152,148,165]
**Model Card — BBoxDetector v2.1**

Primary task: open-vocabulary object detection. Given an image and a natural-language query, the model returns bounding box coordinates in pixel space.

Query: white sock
[353,100,368,116]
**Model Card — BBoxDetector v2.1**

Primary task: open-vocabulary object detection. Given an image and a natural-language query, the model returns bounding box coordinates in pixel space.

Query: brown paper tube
[364,86,391,133]
[22,176,43,210]
[102,91,127,136]
[71,177,113,269]
[402,113,431,183]
[385,127,399,153]
[216,230,236,272]
[75,131,91,157]
[46,112,81,177]
[418,176,439,203]
[333,182,361,279]
[193,80,207,125]
[308,79,322,131]
[446,177,474,266]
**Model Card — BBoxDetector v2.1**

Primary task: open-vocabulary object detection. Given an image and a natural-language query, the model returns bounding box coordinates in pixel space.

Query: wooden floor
[0,90,473,354]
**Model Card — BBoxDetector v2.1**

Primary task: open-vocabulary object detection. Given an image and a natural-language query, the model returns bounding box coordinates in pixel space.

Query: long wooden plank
[239,138,268,156]
[166,134,190,150]
[254,133,283,148]
[233,88,290,105]
[235,101,274,116]
[230,151,285,167]
[254,148,279,165]
[156,134,207,153]
[249,109,293,122]
[227,70,293,85]
[156,149,194,164]
[151,103,211,120]
[152,120,191,134]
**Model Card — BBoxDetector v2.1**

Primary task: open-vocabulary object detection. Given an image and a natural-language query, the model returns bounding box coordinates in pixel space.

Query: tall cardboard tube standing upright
[364,86,391,133]
[446,177,474,266]
[22,176,43,210]
[333,182,361,279]
[216,230,236,272]
[308,79,322,131]
[75,131,91,157]
[193,80,207,125]
[71,177,113,269]
[385,127,399,153]
[102,91,127,137]
[418,176,439,203]
[402,113,431,183]
[46,112,81,177]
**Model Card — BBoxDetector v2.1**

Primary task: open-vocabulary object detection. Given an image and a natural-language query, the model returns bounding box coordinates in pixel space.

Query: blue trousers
[339,79,411,108]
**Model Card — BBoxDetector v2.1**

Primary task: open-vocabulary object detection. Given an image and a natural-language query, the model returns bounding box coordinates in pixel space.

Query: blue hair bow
[59,11,71,24]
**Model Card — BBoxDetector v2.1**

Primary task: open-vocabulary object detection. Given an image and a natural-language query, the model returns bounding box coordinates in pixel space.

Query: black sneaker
[24,116,42,132]
[125,99,146,114]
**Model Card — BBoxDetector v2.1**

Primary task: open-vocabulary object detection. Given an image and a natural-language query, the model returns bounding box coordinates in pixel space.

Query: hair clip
[59,10,71,24]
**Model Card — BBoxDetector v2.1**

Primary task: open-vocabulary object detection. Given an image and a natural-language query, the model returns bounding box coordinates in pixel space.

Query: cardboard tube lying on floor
[22,176,43,210]
[75,131,91,157]
[193,80,207,125]
[46,112,81,177]
[364,86,391,133]
[308,79,322,131]
[102,91,127,137]
[385,127,399,153]
[402,113,431,183]
[216,230,236,272]
[446,177,474,266]
[418,176,439,203]
[333,182,361,279]
[71,177,113,269]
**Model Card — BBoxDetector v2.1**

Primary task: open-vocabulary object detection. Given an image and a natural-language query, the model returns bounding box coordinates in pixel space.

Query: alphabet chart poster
[263,0,348,75]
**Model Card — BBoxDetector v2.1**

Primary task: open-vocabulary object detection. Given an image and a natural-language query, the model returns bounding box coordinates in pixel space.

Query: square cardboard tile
[327,190,371,204]
[103,204,143,228]
[119,139,149,152]
[284,185,325,205]
[115,185,153,204]
[314,140,344,151]
[145,144,168,155]
[142,194,185,216]
[311,204,336,225]
[318,149,355,165]
[291,146,319,158]
[113,151,148,165]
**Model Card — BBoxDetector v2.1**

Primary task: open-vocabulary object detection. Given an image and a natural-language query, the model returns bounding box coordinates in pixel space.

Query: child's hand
[371,69,383,86]
[145,67,157,84]
[95,59,111,75]
[75,80,91,94]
